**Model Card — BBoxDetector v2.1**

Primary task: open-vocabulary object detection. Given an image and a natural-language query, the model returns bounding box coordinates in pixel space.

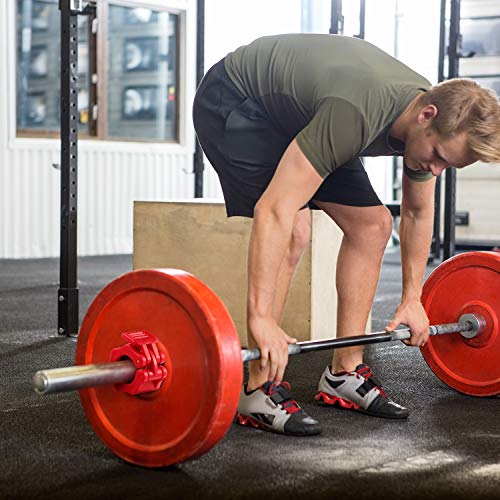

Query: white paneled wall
[203,163,223,200]
[0,142,196,258]
[77,147,195,256]
[0,0,197,258]
[0,148,59,257]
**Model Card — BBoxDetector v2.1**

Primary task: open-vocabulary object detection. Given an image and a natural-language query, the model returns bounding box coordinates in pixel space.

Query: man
[192,34,500,436]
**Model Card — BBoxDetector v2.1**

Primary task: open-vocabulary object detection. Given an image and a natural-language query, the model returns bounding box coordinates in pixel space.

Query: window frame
[15,0,185,144]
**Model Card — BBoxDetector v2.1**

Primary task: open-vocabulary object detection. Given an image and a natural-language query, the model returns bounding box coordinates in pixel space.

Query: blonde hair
[420,78,500,163]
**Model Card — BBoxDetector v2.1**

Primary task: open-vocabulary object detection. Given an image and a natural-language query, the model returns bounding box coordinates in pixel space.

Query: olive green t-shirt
[224,34,433,182]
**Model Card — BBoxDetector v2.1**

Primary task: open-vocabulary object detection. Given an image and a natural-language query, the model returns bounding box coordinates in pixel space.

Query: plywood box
[134,200,369,346]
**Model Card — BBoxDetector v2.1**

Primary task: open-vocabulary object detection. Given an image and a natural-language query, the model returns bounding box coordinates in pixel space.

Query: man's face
[404,120,476,176]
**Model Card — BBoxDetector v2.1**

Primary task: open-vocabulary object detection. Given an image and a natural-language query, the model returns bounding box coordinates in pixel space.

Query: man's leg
[247,208,312,390]
[313,201,408,418]
[313,202,393,372]
[316,202,409,418]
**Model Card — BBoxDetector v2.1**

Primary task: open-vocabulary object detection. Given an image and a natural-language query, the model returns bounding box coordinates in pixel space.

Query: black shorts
[193,58,382,218]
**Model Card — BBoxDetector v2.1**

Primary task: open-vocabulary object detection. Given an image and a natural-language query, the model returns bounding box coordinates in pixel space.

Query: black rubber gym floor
[0,251,499,500]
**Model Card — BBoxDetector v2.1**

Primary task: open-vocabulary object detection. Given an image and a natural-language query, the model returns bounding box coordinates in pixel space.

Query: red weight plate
[76,269,243,467]
[421,251,500,396]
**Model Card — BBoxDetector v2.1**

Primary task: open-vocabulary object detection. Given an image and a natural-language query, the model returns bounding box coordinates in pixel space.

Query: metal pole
[33,360,136,395]
[433,174,443,261]
[431,0,448,262]
[241,319,475,362]
[437,0,447,83]
[391,1,402,207]
[34,316,482,395]
[87,7,98,136]
[443,0,461,261]
[330,0,343,35]
[58,0,81,336]
[356,0,366,39]
[193,0,205,198]
[443,170,457,260]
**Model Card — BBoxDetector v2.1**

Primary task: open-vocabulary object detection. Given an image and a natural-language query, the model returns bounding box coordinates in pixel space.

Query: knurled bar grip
[240,320,473,362]
[33,318,478,395]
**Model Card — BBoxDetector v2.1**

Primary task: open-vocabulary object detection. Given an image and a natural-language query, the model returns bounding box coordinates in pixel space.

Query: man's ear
[417,104,438,125]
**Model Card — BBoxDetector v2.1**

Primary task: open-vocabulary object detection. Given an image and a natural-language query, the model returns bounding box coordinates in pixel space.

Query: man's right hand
[248,316,297,385]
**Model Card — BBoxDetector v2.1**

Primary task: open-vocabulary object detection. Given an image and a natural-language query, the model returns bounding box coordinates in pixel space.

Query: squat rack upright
[57,0,91,337]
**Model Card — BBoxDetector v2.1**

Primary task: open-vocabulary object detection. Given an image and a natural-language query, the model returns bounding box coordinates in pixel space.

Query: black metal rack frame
[193,0,205,198]
[57,0,95,336]
[441,0,461,261]
[58,0,82,336]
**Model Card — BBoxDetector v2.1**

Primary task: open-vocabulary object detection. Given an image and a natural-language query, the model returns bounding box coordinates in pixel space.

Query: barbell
[33,251,500,468]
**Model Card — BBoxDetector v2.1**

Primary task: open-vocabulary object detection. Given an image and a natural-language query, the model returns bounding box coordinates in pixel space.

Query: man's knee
[345,207,393,249]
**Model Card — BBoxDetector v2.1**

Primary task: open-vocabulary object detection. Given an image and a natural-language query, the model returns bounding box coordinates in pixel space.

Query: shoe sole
[235,413,321,436]
[315,391,409,419]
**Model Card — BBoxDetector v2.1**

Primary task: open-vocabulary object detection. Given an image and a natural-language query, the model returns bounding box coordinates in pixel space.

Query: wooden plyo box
[133,200,366,346]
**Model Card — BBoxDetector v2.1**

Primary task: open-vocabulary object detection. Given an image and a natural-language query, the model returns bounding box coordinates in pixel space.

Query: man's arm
[385,172,436,346]
[248,139,323,383]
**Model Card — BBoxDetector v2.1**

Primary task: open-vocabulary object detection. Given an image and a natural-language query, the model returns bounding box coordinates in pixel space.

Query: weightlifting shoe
[315,364,409,419]
[236,381,322,436]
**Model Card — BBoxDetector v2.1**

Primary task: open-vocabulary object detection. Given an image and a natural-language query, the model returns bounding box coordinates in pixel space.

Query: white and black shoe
[315,364,409,419]
[236,381,322,436]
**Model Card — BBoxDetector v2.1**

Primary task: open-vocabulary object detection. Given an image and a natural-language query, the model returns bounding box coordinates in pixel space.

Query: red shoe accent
[355,366,388,397]
[315,391,360,410]
[236,413,266,429]
[265,381,301,414]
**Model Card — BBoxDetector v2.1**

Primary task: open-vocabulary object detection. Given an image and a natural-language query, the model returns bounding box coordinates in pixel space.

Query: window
[16,1,180,142]
[107,6,179,141]
[461,17,500,57]
[458,13,500,99]
[16,0,90,134]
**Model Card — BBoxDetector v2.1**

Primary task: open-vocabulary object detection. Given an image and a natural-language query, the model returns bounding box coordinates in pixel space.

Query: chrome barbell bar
[33,314,484,395]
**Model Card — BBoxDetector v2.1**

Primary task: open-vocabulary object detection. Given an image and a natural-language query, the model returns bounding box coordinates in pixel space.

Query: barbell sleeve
[33,360,136,395]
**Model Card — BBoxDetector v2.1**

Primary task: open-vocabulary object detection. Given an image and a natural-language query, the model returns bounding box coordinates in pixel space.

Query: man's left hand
[386,300,430,347]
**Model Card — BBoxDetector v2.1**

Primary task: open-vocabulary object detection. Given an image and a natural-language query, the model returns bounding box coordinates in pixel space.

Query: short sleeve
[403,163,434,182]
[295,98,366,178]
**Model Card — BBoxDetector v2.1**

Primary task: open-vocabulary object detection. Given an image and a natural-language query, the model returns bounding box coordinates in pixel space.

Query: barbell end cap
[33,372,49,395]
[458,313,486,339]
